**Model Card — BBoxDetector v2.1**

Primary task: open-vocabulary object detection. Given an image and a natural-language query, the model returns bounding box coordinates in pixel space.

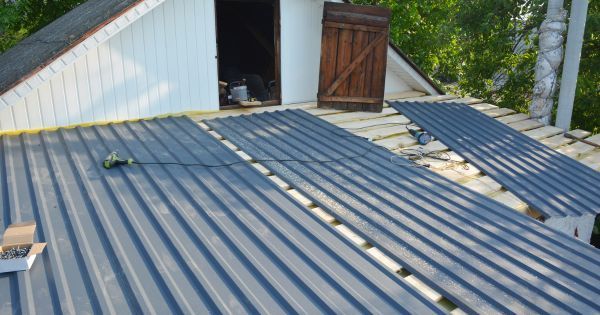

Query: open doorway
[215,0,280,108]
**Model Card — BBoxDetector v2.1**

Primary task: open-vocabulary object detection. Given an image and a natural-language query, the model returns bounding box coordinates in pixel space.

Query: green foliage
[453,0,545,114]
[0,0,84,52]
[355,0,598,133]
[353,0,462,81]
[594,215,600,248]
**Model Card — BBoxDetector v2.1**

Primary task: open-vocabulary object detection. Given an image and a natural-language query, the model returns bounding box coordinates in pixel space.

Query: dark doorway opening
[215,0,280,108]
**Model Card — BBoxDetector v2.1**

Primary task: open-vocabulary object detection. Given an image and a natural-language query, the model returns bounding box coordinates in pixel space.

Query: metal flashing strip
[0,116,444,314]
[206,109,600,314]
[389,101,600,220]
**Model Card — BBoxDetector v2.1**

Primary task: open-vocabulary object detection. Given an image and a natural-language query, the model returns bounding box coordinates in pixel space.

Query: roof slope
[390,101,600,219]
[0,0,441,104]
[206,109,600,314]
[0,116,444,314]
[0,0,141,95]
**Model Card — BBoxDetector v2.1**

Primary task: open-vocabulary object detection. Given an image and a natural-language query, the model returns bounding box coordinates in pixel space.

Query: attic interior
[216,0,280,107]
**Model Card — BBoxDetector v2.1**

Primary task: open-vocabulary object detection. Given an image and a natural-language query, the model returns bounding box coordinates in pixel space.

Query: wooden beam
[319,95,383,104]
[323,21,386,33]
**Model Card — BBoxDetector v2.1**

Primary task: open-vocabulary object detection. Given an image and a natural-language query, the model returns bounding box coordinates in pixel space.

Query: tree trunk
[529,0,567,125]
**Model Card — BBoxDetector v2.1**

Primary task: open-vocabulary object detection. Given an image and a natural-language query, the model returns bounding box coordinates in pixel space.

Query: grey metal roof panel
[0,116,445,314]
[206,109,600,314]
[389,101,600,219]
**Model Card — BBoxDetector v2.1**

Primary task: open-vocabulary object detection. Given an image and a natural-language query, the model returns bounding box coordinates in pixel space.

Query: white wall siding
[0,0,168,109]
[384,68,412,94]
[280,0,324,105]
[0,0,429,132]
[0,0,218,132]
[387,48,440,95]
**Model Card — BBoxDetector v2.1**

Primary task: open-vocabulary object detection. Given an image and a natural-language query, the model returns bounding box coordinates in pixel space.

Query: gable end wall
[0,0,218,132]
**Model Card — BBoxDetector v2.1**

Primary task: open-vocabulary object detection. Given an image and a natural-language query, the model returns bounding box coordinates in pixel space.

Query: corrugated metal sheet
[0,116,445,314]
[0,0,219,132]
[206,109,600,314]
[390,101,600,219]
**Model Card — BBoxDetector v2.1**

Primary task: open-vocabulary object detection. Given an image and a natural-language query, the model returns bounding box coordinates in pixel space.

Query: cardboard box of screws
[0,221,46,274]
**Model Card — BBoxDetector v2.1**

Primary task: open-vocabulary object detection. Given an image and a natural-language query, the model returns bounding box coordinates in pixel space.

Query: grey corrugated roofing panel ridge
[205,109,600,314]
[389,101,600,219]
[0,116,445,314]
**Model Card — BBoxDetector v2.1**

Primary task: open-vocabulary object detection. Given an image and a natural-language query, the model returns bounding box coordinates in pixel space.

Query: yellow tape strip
[0,110,218,136]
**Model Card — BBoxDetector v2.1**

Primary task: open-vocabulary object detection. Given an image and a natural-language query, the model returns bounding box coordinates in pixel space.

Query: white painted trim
[387,48,440,95]
[0,0,167,109]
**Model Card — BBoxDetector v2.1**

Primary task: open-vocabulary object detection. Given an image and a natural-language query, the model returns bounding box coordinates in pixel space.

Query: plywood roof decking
[205,109,600,314]
[0,116,446,314]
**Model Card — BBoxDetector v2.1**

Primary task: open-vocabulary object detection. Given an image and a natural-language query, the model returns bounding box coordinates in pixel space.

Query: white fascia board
[387,47,440,95]
[0,0,166,109]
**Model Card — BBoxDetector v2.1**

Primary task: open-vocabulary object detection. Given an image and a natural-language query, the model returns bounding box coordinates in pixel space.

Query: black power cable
[106,130,428,169]
[393,148,469,170]
[104,126,447,170]
[131,143,423,168]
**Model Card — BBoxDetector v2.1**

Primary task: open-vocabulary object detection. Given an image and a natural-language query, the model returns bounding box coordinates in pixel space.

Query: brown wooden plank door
[317,2,391,112]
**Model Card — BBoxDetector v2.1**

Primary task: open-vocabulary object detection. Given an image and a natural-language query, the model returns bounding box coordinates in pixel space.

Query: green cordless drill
[103,151,135,169]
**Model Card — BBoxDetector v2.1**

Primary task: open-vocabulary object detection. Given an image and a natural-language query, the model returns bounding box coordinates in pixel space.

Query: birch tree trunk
[529,0,567,125]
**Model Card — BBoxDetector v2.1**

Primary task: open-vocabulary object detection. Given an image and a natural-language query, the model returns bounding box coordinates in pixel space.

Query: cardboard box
[0,221,46,274]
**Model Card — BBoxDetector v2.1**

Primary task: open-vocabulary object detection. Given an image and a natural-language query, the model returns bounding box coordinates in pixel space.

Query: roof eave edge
[0,0,166,109]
